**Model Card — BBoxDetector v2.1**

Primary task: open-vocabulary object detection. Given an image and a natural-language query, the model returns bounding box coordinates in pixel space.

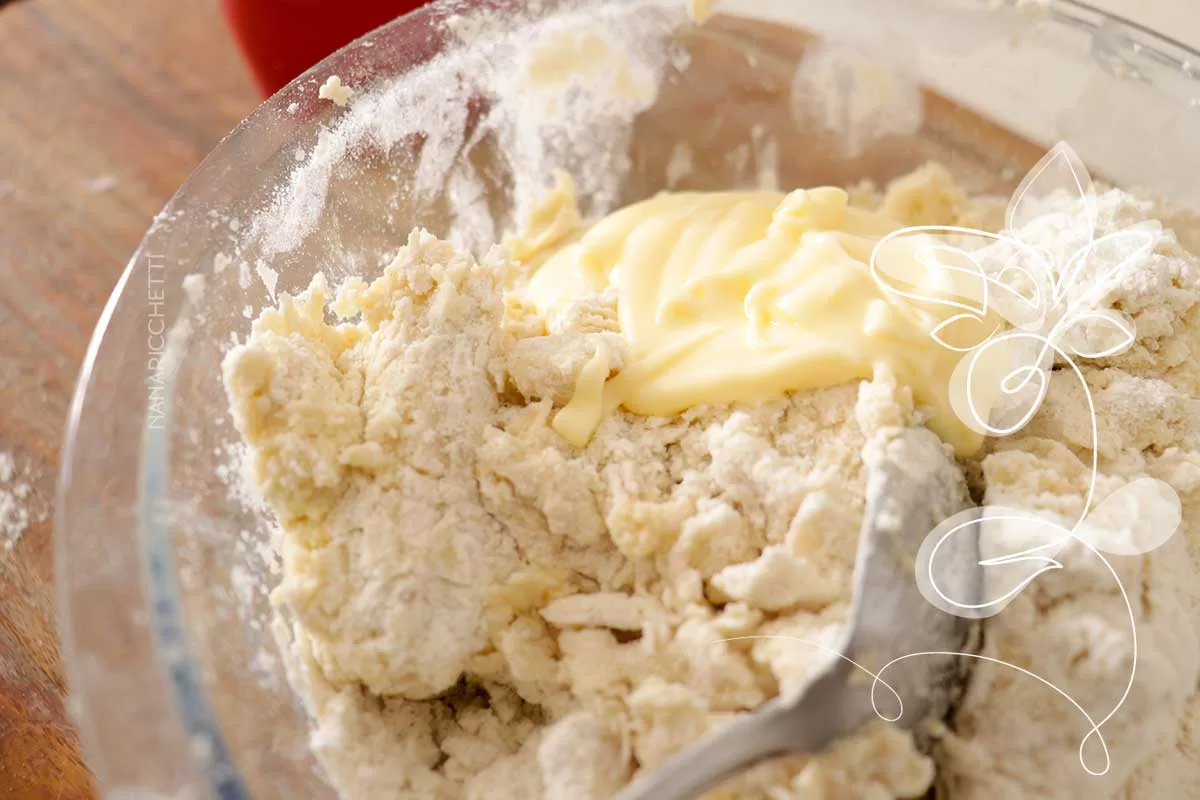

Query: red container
[220,0,426,96]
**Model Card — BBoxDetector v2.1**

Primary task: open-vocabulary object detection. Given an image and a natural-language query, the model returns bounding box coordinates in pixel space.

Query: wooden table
[0,1,258,795]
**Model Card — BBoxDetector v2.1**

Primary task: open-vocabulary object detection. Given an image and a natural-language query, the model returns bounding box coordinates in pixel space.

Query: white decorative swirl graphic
[865,141,1183,776]
[716,635,1121,776]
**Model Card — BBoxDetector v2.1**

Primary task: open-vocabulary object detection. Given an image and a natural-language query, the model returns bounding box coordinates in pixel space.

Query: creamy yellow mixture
[519,180,986,452]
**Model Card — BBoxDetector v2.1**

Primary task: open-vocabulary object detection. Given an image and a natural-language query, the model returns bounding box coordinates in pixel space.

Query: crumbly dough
[224,166,1200,799]
[934,189,1200,799]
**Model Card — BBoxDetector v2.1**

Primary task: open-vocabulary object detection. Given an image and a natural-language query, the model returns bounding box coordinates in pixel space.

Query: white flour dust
[0,451,44,551]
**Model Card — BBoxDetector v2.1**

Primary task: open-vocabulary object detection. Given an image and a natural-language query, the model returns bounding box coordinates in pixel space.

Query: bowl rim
[1058,0,1200,67]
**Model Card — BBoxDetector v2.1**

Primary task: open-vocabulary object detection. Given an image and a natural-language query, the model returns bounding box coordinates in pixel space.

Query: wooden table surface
[0,0,258,795]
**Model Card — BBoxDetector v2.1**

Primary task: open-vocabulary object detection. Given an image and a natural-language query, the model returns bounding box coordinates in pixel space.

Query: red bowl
[221,0,427,96]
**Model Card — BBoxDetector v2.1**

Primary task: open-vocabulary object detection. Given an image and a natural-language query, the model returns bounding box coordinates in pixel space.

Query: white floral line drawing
[705,144,1181,777]
[857,141,1184,776]
[714,635,1113,761]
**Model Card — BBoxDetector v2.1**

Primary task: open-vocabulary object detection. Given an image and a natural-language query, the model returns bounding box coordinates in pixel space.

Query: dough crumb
[318,75,355,107]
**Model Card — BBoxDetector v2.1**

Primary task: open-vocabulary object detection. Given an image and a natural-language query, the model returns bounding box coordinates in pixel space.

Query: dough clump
[224,167,1200,799]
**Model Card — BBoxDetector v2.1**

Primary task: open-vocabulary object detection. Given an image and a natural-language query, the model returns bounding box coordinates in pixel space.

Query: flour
[789,41,924,160]
[225,166,1200,799]
[0,451,39,551]
[664,142,693,188]
[253,260,278,301]
[84,174,118,194]
[253,2,678,259]
[0,492,29,550]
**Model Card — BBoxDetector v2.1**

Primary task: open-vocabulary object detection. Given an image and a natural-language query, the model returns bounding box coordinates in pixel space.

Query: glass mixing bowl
[56,0,1200,797]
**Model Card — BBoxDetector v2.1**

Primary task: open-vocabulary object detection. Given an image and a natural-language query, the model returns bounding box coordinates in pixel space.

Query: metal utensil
[615,426,980,800]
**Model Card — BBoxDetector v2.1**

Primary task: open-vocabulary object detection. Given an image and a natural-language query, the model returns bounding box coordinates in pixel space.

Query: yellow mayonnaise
[519,184,997,454]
